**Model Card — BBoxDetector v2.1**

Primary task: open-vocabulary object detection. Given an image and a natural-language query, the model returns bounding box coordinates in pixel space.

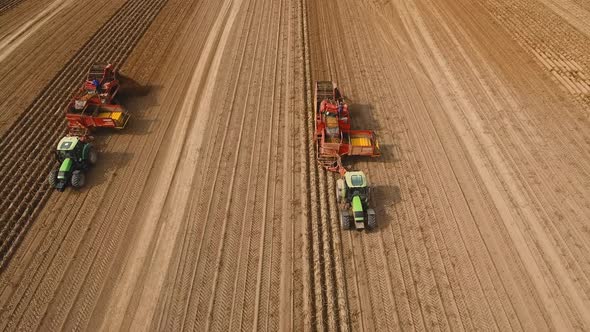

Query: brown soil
[1,0,590,330]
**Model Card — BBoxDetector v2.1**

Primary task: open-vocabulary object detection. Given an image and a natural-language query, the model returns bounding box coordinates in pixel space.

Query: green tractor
[48,136,97,191]
[336,171,376,230]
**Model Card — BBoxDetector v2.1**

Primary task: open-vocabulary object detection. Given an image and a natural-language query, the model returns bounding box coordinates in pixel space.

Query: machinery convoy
[48,72,379,231]
[314,81,381,230]
[48,63,129,191]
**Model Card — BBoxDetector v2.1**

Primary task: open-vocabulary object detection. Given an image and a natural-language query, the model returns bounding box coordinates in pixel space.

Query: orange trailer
[314,81,380,174]
[64,63,129,138]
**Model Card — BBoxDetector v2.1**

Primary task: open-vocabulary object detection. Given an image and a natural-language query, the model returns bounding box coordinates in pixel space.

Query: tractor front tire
[88,148,98,165]
[48,170,58,188]
[340,210,352,230]
[71,170,86,188]
[367,209,377,230]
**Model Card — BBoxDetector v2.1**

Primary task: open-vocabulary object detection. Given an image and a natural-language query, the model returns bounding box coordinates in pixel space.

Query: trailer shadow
[84,151,134,188]
[369,184,401,231]
[348,103,381,132]
[118,75,161,111]
[109,76,161,136]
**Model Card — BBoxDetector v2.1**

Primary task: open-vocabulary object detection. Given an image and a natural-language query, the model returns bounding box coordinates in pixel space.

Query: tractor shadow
[375,143,399,163]
[369,184,401,231]
[83,151,134,188]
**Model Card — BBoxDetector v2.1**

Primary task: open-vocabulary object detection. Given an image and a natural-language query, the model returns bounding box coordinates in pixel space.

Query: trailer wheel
[71,170,85,188]
[367,209,377,230]
[48,170,58,188]
[340,211,351,230]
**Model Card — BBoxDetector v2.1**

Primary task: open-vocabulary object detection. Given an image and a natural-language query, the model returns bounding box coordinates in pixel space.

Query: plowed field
[1,0,590,330]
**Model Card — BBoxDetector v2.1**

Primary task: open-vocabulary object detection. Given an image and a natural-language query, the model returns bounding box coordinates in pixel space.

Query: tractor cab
[56,136,83,162]
[344,171,369,202]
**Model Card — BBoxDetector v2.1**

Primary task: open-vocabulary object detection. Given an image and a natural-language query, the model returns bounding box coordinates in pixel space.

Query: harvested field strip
[0,0,168,268]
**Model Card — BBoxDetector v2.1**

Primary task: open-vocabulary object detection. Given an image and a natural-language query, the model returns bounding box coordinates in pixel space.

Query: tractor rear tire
[340,211,351,230]
[71,170,85,188]
[367,209,377,230]
[48,170,58,188]
[88,148,98,165]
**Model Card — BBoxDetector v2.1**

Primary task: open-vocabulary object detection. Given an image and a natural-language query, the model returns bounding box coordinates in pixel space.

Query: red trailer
[66,103,129,130]
[78,63,120,104]
[314,81,380,174]
[65,63,129,138]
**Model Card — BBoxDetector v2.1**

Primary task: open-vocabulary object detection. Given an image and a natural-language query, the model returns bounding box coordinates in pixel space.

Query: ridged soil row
[0,0,169,268]
[473,0,590,179]
[449,0,590,282]
[428,0,590,328]
[374,0,590,329]
[297,0,317,329]
[0,0,27,15]
[479,0,590,108]
[329,2,452,330]
[178,2,271,330]
[302,0,352,330]
[145,0,265,328]
[391,1,553,329]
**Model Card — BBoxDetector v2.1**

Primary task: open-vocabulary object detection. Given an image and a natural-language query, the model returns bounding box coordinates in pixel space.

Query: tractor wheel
[71,170,86,188]
[340,211,351,230]
[48,170,58,188]
[367,209,377,230]
[88,148,98,165]
[336,178,346,203]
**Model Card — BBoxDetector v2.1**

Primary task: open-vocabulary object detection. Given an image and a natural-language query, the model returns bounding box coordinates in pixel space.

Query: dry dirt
[1,0,590,330]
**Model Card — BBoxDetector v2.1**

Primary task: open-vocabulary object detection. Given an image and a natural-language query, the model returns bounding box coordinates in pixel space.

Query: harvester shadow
[369,184,401,231]
[117,76,161,136]
[84,151,134,188]
[348,103,381,132]
[118,75,161,110]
